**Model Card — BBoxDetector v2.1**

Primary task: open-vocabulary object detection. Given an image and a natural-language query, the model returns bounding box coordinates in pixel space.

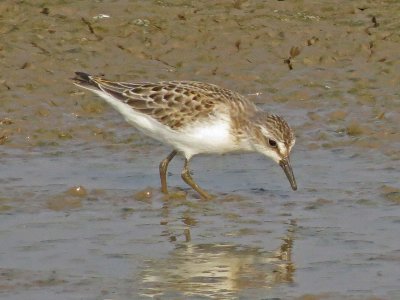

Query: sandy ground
[1,1,400,299]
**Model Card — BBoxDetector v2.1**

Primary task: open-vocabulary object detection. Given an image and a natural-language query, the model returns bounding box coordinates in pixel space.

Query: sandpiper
[73,72,297,199]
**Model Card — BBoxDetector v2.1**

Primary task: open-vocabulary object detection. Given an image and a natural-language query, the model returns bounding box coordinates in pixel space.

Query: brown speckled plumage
[80,76,257,131]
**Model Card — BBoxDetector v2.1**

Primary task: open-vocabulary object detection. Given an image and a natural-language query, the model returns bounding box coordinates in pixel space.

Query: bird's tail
[72,72,101,91]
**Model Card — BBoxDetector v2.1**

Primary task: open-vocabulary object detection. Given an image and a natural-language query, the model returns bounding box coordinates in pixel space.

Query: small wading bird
[73,72,297,199]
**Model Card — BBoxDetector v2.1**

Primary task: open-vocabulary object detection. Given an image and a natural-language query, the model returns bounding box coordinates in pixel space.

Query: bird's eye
[268,139,277,147]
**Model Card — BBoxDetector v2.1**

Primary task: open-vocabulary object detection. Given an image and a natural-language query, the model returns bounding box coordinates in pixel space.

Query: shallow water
[1,1,400,299]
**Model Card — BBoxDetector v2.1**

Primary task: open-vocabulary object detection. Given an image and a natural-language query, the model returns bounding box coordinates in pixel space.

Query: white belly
[166,116,243,158]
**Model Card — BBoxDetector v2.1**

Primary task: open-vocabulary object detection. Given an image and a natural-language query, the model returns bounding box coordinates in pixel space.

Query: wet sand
[1,1,400,299]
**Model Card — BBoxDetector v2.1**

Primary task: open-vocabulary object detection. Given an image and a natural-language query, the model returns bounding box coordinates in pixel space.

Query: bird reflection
[140,216,296,299]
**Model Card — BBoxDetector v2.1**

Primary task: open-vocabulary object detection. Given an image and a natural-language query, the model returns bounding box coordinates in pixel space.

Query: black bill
[279,158,297,191]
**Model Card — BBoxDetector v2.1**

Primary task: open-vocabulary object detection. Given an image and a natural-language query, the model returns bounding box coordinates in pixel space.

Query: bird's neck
[229,114,257,152]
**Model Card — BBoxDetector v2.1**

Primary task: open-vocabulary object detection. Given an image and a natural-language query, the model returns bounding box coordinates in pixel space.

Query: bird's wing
[74,73,256,130]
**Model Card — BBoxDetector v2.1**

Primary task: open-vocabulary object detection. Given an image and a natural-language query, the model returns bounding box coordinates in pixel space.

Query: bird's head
[249,112,297,191]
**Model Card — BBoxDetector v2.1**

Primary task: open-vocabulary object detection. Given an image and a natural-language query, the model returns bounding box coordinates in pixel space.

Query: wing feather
[88,77,256,130]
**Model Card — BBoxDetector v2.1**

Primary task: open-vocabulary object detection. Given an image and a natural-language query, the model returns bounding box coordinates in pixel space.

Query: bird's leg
[159,150,178,194]
[181,158,213,200]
